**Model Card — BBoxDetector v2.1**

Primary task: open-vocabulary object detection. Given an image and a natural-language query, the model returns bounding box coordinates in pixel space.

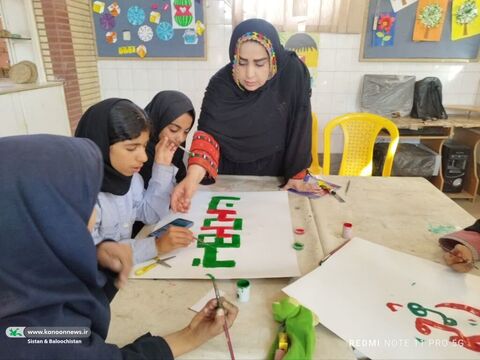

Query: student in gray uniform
[75,98,194,265]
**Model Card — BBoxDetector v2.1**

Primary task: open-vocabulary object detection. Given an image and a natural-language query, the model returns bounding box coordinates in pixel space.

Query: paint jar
[342,222,353,240]
[236,279,250,302]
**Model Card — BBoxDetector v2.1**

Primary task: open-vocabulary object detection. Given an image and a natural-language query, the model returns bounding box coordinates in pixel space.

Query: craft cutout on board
[390,0,419,13]
[373,12,397,46]
[130,191,300,279]
[283,238,480,359]
[280,32,319,86]
[413,0,448,41]
[452,0,480,40]
[171,0,196,29]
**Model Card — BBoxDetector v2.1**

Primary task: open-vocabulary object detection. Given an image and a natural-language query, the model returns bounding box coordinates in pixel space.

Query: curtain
[230,0,367,33]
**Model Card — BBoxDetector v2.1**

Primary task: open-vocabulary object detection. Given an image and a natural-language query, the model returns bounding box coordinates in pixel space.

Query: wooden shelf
[446,190,475,200]
[0,36,31,40]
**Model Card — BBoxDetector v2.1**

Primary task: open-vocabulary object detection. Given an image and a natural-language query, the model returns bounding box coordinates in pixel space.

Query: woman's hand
[96,241,133,289]
[155,226,194,254]
[154,136,177,166]
[444,243,475,273]
[171,165,206,212]
[164,298,239,357]
[282,178,325,195]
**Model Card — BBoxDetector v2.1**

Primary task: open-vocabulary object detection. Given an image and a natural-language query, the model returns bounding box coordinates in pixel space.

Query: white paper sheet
[283,238,480,360]
[390,0,418,12]
[131,191,300,279]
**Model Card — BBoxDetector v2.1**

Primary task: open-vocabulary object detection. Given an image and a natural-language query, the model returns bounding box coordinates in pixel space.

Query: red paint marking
[294,228,305,235]
[200,226,234,238]
[415,317,480,352]
[207,209,237,221]
[386,302,403,312]
[436,303,480,318]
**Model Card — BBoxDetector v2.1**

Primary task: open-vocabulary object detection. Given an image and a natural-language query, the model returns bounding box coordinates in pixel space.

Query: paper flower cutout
[375,14,396,46]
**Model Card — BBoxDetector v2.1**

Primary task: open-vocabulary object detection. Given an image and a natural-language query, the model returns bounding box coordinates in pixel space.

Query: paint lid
[292,242,304,251]
[294,227,305,235]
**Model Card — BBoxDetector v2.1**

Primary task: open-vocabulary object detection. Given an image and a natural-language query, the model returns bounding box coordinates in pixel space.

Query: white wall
[97,0,480,153]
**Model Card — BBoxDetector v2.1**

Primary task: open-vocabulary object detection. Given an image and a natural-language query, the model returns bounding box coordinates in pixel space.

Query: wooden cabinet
[391,115,480,202]
[0,82,71,137]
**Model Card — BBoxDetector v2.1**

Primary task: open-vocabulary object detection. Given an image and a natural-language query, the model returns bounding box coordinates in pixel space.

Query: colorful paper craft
[171,0,196,29]
[100,13,115,31]
[373,12,397,47]
[413,0,448,41]
[105,31,117,44]
[136,45,147,58]
[138,25,154,42]
[93,1,105,14]
[108,2,120,17]
[127,5,146,26]
[150,10,161,24]
[452,0,480,40]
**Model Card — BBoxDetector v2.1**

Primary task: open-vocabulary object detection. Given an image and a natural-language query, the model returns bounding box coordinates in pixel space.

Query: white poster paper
[283,238,480,360]
[131,191,300,279]
[390,0,418,12]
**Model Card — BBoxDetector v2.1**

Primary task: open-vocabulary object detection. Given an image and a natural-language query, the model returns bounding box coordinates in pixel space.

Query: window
[231,0,366,33]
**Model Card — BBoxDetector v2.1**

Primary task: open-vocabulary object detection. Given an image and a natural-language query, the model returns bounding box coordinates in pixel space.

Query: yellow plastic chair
[323,113,399,176]
[308,112,322,175]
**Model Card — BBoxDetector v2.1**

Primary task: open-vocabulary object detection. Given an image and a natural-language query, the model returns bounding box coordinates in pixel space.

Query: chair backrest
[323,113,399,176]
[308,112,322,175]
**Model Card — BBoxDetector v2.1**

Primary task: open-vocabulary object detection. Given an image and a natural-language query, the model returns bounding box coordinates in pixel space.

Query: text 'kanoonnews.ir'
[5,327,90,345]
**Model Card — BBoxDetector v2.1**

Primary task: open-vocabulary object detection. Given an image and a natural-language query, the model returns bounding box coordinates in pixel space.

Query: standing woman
[0,134,238,359]
[171,18,319,212]
[75,99,193,265]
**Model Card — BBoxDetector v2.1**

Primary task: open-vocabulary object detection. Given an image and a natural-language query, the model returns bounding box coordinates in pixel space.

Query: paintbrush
[176,143,195,157]
[318,239,352,266]
[345,180,351,196]
[193,236,216,249]
[206,274,235,360]
[440,245,479,270]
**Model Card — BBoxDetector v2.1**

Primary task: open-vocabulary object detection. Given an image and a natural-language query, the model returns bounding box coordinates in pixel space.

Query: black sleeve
[283,57,312,180]
[121,333,174,360]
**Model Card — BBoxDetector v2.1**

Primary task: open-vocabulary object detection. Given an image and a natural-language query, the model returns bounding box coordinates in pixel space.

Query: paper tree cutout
[420,3,443,38]
[413,0,448,41]
[455,0,479,37]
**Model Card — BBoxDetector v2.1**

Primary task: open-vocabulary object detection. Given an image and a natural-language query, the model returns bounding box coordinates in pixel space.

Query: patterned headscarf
[232,31,278,89]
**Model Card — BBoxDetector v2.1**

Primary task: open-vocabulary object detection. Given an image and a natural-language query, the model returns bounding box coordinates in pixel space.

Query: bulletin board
[361,0,480,62]
[91,0,206,59]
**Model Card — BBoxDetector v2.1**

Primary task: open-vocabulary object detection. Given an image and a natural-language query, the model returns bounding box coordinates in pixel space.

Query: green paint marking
[226,203,234,207]
[203,218,217,226]
[233,218,243,230]
[192,258,201,266]
[415,337,425,343]
[203,246,236,268]
[427,224,457,235]
[407,302,457,326]
[208,196,241,210]
[198,234,240,248]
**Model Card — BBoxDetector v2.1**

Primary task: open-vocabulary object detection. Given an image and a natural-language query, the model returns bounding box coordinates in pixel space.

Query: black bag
[411,77,448,120]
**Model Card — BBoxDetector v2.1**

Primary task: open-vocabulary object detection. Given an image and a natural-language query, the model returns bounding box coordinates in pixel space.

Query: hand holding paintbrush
[441,243,478,272]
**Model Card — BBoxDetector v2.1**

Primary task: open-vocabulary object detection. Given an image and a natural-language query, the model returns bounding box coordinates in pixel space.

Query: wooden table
[107,175,479,359]
[312,175,479,277]
[107,176,356,360]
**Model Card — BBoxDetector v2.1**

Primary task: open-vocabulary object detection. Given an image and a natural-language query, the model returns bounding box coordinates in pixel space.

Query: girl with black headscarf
[0,134,238,359]
[131,91,195,237]
[75,99,194,265]
[171,19,321,212]
[141,91,195,186]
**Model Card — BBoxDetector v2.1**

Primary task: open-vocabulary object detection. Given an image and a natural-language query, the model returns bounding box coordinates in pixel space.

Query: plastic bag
[411,77,448,120]
[360,75,416,117]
